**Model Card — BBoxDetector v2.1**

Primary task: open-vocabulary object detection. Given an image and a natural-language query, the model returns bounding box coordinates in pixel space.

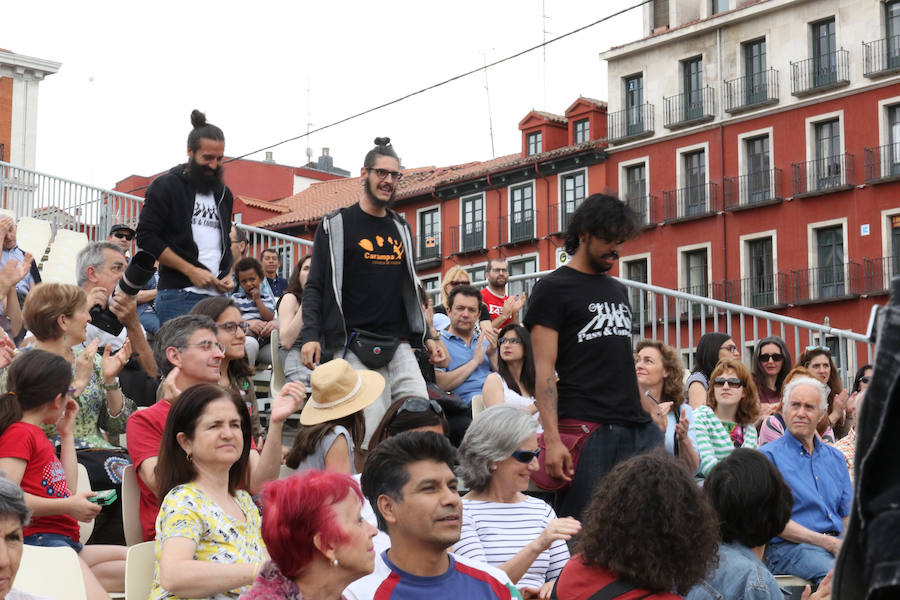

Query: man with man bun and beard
[301,137,445,452]
[136,109,235,324]
[524,194,663,520]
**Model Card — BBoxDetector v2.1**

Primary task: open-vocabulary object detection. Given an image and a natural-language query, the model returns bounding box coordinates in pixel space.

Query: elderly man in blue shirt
[760,372,851,585]
[435,285,497,445]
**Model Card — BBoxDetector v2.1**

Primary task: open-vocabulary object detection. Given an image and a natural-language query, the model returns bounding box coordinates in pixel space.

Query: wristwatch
[103,380,121,391]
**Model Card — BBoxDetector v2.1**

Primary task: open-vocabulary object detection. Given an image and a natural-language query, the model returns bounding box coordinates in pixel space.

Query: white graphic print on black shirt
[185,191,223,296]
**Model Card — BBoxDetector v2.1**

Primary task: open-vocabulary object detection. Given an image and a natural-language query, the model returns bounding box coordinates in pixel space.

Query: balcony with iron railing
[717,275,782,309]
[792,153,854,197]
[624,193,658,226]
[662,182,720,222]
[863,36,900,77]
[499,210,537,246]
[664,86,716,129]
[864,143,900,183]
[862,256,899,294]
[607,103,655,143]
[784,262,863,303]
[724,68,780,113]
[546,203,574,236]
[448,222,485,255]
[790,49,850,96]
[723,168,783,210]
[415,232,441,269]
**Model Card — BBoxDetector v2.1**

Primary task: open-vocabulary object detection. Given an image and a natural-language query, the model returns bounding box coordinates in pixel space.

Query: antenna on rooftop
[483,50,496,159]
[305,77,313,166]
[542,0,550,110]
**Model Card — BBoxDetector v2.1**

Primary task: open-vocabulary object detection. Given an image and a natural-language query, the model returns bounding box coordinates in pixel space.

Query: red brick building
[0,48,60,169]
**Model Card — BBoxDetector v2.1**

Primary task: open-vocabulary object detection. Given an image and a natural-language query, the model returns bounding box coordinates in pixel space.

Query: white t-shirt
[185,191,223,296]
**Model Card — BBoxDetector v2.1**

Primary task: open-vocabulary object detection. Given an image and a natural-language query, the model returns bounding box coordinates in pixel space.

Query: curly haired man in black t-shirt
[524,194,663,519]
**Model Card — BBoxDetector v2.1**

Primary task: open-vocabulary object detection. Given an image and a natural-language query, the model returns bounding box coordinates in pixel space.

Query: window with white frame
[682,149,707,215]
[420,275,441,307]
[508,255,538,299]
[461,194,484,253]
[622,256,650,323]
[417,207,440,260]
[744,134,771,204]
[624,163,648,224]
[815,224,845,299]
[683,248,709,297]
[574,119,590,144]
[745,236,775,307]
[527,132,542,155]
[465,263,487,286]
[509,183,535,243]
[560,171,586,232]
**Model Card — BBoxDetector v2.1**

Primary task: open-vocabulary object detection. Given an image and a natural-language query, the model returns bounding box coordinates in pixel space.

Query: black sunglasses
[713,377,743,388]
[398,397,444,416]
[113,232,134,241]
[860,376,872,384]
[759,353,783,363]
[511,448,541,463]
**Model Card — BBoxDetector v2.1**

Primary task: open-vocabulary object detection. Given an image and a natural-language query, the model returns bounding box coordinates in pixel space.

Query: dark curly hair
[796,347,842,436]
[577,452,719,595]
[704,448,793,548]
[563,193,640,255]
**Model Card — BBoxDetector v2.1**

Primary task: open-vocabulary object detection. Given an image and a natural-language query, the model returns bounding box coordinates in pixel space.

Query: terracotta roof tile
[530,110,568,124]
[236,195,291,213]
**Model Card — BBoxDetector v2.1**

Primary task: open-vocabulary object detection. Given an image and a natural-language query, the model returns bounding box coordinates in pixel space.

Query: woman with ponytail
[0,350,126,599]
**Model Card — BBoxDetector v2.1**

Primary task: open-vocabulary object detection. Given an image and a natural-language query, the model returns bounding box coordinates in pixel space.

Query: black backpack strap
[550,577,641,600]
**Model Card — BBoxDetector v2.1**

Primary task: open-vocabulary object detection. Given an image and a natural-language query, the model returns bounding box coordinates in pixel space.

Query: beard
[587,249,618,273]
[187,157,224,193]
[364,175,395,208]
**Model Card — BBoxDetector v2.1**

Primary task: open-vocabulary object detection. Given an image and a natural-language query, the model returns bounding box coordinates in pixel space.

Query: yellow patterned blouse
[150,483,266,600]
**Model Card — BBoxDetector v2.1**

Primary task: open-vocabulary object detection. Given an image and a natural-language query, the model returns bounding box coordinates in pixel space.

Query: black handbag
[347,330,400,369]
[426,382,470,416]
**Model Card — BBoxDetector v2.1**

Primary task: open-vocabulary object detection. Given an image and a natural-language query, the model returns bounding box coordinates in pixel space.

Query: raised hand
[675,406,690,442]
[0,333,14,370]
[73,339,100,396]
[536,517,582,550]
[101,338,132,382]
[269,381,306,424]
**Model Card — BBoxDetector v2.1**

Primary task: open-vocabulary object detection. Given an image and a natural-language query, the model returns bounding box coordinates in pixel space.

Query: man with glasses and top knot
[136,109,235,324]
[301,137,446,453]
[524,194,663,520]
[126,314,305,541]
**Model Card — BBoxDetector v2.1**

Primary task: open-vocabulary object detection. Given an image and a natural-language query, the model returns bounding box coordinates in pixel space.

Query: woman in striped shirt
[693,359,760,477]
[455,405,579,599]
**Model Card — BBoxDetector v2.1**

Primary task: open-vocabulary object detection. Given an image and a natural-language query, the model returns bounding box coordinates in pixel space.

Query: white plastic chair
[471,394,485,419]
[121,464,143,546]
[124,541,155,600]
[270,328,285,398]
[14,217,52,259]
[16,545,87,600]
[76,462,94,544]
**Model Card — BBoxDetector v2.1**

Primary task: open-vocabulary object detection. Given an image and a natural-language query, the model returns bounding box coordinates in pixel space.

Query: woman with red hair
[242,470,378,599]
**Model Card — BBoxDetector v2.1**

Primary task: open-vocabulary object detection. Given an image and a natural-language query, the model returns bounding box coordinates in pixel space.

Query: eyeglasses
[721,344,740,355]
[113,232,134,241]
[490,267,508,273]
[511,448,541,464]
[368,168,403,181]
[183,340,225,353]
[805,345,832,355]
[759,353,784,363]
[219,321,250,334]
[498,337,522,345]
[860,376,872,384]
[397,397,444,416]
[713,377,743,388]
[448,280,470,287]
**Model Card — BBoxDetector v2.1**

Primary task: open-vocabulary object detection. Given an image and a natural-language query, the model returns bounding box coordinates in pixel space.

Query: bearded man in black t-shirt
[301,138,447,451]
[524,193,663,519]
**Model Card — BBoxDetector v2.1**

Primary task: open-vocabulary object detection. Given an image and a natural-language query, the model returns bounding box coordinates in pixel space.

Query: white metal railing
[0,161,312,280]
[474,270,874,390]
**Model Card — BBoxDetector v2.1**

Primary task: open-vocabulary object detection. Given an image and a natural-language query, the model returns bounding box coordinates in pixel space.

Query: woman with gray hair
[454,405,580,600]
[0,475,45,600]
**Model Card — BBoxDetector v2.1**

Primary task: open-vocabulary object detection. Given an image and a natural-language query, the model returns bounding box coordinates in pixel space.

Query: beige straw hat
[299,358,385,425]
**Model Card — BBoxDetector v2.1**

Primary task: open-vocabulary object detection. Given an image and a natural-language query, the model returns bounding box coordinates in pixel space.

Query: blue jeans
[765,541,834,584]
[559,420,664,520]
[137,307,160,334]
[156,289,213,324]
[24,533,83,553]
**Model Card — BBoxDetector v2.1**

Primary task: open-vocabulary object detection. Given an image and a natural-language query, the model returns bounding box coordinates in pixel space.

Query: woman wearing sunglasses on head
[482,324,541,430]
[369,396,450,448]
[189,297,262,441]
[455,405,580,600]
[693,359,760,478]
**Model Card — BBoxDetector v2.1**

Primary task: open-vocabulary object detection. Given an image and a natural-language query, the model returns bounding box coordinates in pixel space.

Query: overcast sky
[6,1,643,191]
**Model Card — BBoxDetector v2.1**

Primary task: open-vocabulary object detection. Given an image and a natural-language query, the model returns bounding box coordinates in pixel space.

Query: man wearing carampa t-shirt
[137,110,235,324]
[524,194,663,520]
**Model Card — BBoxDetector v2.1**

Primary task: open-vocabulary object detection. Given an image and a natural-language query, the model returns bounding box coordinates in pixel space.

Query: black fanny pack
[346,330,400,369]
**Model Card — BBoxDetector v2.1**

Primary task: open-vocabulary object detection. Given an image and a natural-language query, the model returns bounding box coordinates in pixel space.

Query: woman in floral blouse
[152,383,267,600]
